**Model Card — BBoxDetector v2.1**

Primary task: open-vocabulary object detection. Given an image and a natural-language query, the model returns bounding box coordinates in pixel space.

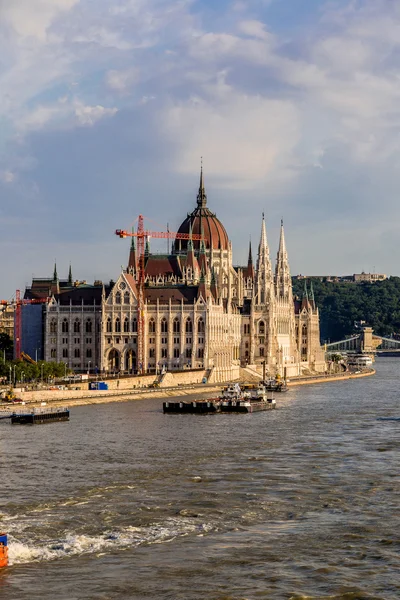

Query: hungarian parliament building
[23,170,325,381]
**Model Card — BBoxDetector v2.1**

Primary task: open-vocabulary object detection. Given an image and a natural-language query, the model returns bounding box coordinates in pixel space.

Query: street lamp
[87,360,91,376]
[13,364,16,386]
[9,365,12,387]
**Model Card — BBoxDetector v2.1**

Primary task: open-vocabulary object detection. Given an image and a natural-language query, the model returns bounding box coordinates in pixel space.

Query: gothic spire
[128,227,138,272]
[53,261,58,282]
[303,279,309,302]
[196,158,207,208]
[255,213,273,305]
[68,264,73,286]
[275,219,292,299]
[248,239,253,267]
[145,236,150,258]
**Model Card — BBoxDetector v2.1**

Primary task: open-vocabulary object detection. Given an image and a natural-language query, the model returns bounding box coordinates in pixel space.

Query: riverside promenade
[1,368,375,409]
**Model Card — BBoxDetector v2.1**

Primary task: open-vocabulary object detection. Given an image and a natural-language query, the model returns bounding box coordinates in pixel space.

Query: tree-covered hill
[292,277,400,342]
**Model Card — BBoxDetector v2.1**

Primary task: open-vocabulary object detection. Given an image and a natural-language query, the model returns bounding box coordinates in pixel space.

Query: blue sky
[1,0,400,299]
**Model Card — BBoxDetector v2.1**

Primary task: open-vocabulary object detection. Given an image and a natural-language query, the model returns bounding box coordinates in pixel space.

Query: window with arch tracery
[115,292,121,305]
[124,291,130,305]
[132,318,137,333]
[149,319,155,334]
[161,318,168,334]
[106,318,112,333]
[51,349,56,358]
[197,318,205,334]
[62,319,69,333]
[124,318,129,333]
[173,318,180,334]
[73,320,80,333]
[259,321,265,335]
[74,348,80,358]
[115,317,121,333]
[185,319,192,334]
[50,320,57,334]
[86,319,92,333]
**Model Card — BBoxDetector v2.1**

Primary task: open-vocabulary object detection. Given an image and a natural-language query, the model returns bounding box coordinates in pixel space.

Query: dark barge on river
[3,407,70,425]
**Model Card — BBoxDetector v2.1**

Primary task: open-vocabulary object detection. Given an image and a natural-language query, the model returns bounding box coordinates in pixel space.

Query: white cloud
[0,0,80,41]
[74,101,118,126]
[238,20,270,41]
[105,68,139,92]
[162,88,300,186]
[0,170,16,184]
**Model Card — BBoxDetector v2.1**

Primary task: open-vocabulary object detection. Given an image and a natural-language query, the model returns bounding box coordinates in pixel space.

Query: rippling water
[1,359,399,599]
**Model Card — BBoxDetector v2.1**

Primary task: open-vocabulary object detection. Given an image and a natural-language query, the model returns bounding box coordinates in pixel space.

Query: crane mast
[115,214,202,374]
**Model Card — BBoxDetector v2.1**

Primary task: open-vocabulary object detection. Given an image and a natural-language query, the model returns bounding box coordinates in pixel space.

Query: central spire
[196,158,207,208]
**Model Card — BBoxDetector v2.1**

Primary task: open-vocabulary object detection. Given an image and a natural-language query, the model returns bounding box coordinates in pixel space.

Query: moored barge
[11,407,70,425]
[163,383,276,414]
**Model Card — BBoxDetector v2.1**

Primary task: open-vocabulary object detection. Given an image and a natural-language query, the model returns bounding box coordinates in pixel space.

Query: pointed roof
[53,261,58,282]
[128,227,138,272]
[68,264,73,286]
[258,213,268,253]
[196,159,207,208]
[275,219,292,298]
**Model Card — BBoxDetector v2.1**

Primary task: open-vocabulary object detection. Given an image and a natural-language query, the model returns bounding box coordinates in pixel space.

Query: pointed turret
[186,223,198,274]
[53,261,58,282]
[198,230,208,275]
[275,219,292,299]
[210,268,219,301]
[309,280,316,310]
[245,239,255,280]
[68,264,73,286]
[255,213,273,305]
[128,228,138,273]
[196,159,207,208]
[144,236,150,258]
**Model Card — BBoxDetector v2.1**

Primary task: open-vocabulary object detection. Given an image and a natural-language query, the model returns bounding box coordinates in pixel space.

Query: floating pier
[10,407,70,425]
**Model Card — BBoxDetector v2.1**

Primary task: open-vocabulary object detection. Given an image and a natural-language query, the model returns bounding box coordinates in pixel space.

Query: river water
[1,359,399,600]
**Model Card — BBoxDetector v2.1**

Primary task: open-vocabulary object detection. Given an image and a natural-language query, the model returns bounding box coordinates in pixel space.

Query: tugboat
[262,374,288,392]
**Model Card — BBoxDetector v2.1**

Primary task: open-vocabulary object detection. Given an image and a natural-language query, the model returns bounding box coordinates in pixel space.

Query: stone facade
[26,170,325,380]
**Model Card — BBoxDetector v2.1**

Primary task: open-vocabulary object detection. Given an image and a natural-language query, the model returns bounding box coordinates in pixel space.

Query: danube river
[1,359,399,599]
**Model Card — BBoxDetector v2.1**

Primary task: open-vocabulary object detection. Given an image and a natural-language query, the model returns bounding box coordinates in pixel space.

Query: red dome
[175,169,229,252]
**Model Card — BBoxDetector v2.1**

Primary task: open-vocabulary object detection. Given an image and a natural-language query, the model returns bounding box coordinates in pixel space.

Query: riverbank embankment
[0,368,375,410]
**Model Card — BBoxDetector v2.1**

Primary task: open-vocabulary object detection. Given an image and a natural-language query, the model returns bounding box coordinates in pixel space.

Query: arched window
[124,291,130,305]
[86,348,92,358]
[149,319,155,334]
[302,324,307,336]
[115,317,121,333]
[51,349,56,358]
[115,292,121,305]
[197,348,204,359]
[106,318,112,333]
[124,318,129,333]
[197,318,205,334]
[62,319,69,333]
[74,348,80,358]
[132,318,137,333]
[86,319,92,333]
[50,320,57,334]
[259,321,265,335]
[185,319,192,334]
[173,319,180,334]
[161,318,168,334]
[74,319,80,333]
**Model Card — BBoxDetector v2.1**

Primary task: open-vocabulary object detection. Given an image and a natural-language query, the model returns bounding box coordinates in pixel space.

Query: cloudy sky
[1,0,400,299]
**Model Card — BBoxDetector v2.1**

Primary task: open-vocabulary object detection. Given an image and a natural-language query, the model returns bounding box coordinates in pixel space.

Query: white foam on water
[7,518,214,565]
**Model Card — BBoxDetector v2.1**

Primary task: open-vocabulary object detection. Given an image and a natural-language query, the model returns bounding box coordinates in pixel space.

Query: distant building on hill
[294,272,387,284]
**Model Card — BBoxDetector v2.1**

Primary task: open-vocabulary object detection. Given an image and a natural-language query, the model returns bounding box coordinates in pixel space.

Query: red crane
[1,291,49,359]
[115,214,202,374]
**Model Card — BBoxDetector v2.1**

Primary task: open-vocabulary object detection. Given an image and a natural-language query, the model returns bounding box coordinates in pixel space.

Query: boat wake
[7,518,214,565]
